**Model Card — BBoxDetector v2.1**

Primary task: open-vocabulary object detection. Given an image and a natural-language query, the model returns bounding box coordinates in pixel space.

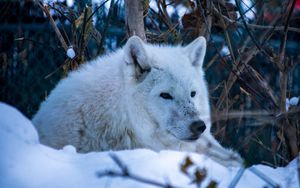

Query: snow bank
[0,102,298,188]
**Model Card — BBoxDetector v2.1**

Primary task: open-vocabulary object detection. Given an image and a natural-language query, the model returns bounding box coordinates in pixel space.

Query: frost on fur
[32,36,243,167]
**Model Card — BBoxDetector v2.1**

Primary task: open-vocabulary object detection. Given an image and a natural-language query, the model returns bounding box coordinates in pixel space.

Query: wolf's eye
[160,93,173,100]
[191,91,196,98]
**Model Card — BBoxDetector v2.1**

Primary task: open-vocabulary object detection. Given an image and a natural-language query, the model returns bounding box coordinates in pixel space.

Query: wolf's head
[123,36,211,142]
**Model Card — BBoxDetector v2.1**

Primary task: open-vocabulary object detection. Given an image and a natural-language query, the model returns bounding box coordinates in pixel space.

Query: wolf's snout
[190,120,206,135]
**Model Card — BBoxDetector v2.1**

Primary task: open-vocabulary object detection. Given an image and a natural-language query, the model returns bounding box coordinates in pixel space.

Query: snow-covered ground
[0,102,298,188]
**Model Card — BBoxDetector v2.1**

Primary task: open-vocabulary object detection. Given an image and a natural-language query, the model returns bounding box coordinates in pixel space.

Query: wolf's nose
[190,120,206,135]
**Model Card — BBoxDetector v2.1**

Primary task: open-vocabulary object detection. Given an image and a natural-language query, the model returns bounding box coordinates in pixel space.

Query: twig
[211,5,300,34]
[215,47,258,110]
[196,0,278,112]
[249,167,280,188]
[96,153,180,188]
[247,24,300,33]
[234,0,269,58]
[14,37,65,54]
[37,1,68,51]
[78,7,88,59]
[109,153,129,174]
[236,124,268,152]
[197,0,213,39]
[239,0,257,16]
[205,49,221,70]
[215,10,282,110]
[44,62,66,79]
[49,3,103,51]
[277,0,299,160]
[228,168,245,188]
[86,0,109,23]
[156,0,173,31]
[101,0,115,47]
[147,10,162,34]
[48,3,76,23]
[216,2,236,63]
[251,137,289,163]
[278,0,296,111]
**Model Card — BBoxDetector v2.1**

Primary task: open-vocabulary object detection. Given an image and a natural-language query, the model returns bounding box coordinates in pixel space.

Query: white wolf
[32,36,242,166]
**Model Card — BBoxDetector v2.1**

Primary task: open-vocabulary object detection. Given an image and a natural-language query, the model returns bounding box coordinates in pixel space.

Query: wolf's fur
[32,36,242,166]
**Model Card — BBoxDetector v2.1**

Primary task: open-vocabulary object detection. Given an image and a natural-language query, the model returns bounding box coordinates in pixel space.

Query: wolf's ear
[184,36,206,67]
[124,36,151,80]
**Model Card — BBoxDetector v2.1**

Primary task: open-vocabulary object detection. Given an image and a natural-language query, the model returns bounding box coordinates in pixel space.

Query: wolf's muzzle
[189,120,206,135]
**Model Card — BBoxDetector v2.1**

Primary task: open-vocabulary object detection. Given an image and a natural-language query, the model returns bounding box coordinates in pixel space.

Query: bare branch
[277,0,299,160]
[37,1,68,51]
[96,153,180,188]
[99,0,114,49]
[196,0,213,39]
[249,167,280,188]
[216,2,236,63]
[157,0,173,30]
[228,168,245,188]
[211,5,300,33]
[234,0,268,57]
[278,0,296,112]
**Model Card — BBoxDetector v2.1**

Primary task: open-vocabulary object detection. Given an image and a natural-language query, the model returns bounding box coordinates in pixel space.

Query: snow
[0,102,298,188]
[286,97,299,110]
[289,97,299,106]
[66,0,74,7]
[67,46,76,59]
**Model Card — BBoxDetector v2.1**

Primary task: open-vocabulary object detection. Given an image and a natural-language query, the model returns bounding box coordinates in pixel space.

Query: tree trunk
[124,0,147,41]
